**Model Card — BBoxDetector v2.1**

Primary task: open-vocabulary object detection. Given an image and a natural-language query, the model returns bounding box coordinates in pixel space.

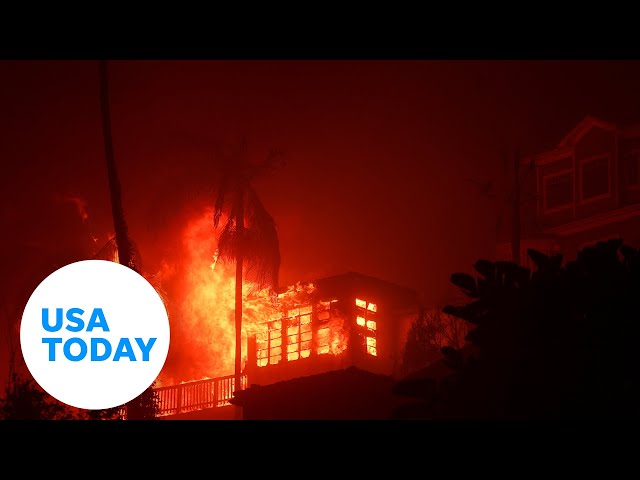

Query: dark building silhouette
[496,116,640,267]
[231,367,404,420]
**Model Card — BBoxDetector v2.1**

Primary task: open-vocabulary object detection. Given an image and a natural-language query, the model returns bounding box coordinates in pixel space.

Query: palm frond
[210,139,281,291]
[244,186,281,289]
[216,204,239,262]
[213,172,229,229]
[92,236,143,273]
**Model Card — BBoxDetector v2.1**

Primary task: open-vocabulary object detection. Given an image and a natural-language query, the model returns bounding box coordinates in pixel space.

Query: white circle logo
[20,260,170,410]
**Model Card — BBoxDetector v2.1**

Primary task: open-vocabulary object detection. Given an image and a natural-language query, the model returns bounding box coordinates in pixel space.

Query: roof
[315,271,418,307]
[557,116,616,148]
[525,116,618,166]
[273,271,418,306]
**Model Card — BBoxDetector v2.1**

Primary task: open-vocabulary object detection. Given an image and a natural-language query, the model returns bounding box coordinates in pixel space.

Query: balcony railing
[153,374,248,416]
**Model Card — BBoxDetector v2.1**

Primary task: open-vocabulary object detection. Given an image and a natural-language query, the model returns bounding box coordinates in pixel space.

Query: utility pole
[511,149,521,265]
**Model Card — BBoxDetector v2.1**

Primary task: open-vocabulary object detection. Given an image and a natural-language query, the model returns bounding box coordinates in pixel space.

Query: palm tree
[98,60,156,420]
[213,140,282,404]
[99,60,137,272]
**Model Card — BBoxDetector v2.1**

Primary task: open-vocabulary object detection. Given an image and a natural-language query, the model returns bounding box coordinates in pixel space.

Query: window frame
[542,168,574,214]
[355,298,378,357]
[578,154,612,204]
[622,149,640,190]
[284,306,313,362]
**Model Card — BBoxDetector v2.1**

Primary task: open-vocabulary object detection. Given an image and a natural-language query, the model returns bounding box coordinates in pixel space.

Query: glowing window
[366,337,377,356]
[268,320,282,365]
[255,314,284,366]
[316,327,330,355]
[257,348,268,367]
[355,298,379,356]
[286,306,312,361]
[257,300,345,364]
[316,300,339,355]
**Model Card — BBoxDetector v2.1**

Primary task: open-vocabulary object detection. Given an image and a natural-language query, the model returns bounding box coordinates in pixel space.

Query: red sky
[3,60,640,382]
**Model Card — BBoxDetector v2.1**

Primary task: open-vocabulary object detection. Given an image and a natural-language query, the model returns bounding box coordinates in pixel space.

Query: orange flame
[157,209,349,386]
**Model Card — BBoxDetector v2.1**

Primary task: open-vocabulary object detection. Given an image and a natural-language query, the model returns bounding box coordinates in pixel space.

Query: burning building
[154,271,418,419]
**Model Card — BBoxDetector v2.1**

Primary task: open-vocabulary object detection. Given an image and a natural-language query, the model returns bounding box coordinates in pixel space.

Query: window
[355,298,377,356]
[316,300,340,355]
[285,306,312,361]
[366,337,377,356]
[543,171,573,212]
[581,155,610,201]
[623,150,640,188]
[256,317,283,367]
[255,306,312,365]
[257,301,344,366]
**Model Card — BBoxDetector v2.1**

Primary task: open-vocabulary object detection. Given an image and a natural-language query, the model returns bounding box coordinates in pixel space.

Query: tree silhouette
[98,60,157,420]
[395,238,640,419]
[212,140,282,404]
[0,370,75,420]
[468,148,537,265]
[400,306,468,376]
[99,60,137,273]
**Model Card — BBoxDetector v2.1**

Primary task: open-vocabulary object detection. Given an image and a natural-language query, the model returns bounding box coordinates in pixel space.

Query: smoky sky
[3,60,640,381]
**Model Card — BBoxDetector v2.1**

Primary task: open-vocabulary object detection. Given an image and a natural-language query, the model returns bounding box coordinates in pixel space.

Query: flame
[254,289,349,366]
[158,208,350,385]
[157,210,276,384]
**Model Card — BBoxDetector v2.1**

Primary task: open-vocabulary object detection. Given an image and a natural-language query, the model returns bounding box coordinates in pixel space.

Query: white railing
[153,374,247,416]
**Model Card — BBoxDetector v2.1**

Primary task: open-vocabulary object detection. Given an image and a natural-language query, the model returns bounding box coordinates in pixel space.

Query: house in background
[496,116,640,267]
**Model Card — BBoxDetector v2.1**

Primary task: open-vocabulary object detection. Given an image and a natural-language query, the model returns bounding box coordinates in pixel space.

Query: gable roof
[557,116,616,148]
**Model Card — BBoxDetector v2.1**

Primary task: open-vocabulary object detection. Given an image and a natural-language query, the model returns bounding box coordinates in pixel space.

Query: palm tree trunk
[99,60,135,272]
[99,60,148,419]
[234,191,244,419]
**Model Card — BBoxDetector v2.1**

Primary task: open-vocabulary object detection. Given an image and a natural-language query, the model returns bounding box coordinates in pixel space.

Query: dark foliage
[213,140,282,290]
[0,372,75,420]
[124,383,160,420]
[399,238,640,419]
[400,306,468,376]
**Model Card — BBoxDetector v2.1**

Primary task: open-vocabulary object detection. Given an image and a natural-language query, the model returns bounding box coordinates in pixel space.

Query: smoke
[62,195,89,222]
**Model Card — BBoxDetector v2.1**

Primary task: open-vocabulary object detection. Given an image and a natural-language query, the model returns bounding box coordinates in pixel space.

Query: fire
[156,210,274,385]
[157,208,350,386]
[254,289,349,366]
[355,298,378,357]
